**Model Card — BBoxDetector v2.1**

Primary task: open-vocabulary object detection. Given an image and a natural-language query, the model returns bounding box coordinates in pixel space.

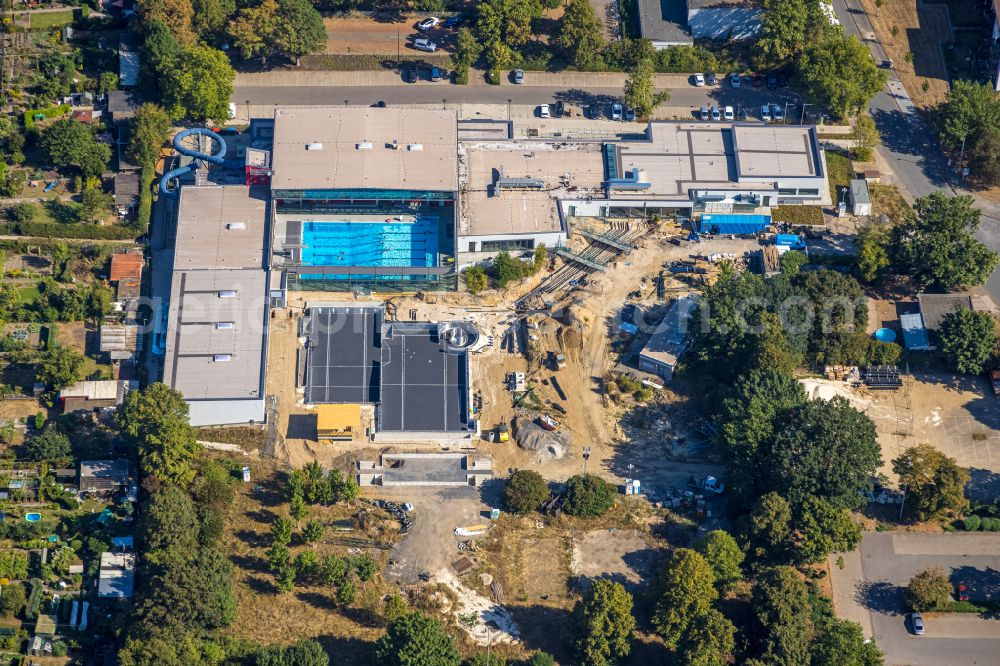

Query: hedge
[136,165,154,234]
[23,104,71,129]
[16,221,138,240]
[963,515,981,531]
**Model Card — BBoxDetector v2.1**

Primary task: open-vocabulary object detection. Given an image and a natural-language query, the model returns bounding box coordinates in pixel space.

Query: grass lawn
[16,284,41,306]
[871,183,911,224]
[29,9,75,30]
[772,206,824,226]
[825,150,853,197]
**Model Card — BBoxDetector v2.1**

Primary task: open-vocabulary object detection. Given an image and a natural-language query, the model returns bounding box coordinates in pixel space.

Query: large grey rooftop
[174,186,268,270]
[270,107,459,192]
[637,0,693,45]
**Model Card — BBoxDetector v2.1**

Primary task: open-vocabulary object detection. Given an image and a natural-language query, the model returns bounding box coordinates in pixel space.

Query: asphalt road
[851,532,1000,666]
[232,83,800,117]
[833,0,1000,305]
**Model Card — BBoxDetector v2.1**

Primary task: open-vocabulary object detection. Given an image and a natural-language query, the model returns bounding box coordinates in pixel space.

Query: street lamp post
[801,103,810,125]
[507,98,512,121]
[959,136,967,180]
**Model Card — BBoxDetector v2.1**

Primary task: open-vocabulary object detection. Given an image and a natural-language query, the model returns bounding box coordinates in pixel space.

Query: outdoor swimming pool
[300,216,441,269]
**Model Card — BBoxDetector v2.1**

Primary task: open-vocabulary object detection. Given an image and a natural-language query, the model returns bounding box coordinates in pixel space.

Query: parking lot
[830,532,1000,666]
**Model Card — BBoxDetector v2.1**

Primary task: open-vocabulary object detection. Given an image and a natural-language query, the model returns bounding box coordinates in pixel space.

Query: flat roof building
[80,459,130,494]
[638,295,699,381]
[98,552,135,599]
[163,185,270,426]
[916,293,982,330]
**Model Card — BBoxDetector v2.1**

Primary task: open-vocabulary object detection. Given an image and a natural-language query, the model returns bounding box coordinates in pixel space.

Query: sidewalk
[233,69,690,89]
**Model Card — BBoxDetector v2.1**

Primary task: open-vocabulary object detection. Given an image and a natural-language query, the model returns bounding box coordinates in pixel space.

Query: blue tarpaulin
[698,214,771,235]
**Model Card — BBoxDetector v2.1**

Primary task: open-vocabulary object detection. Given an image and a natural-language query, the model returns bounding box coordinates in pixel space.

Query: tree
[851,115,880,161]
[25,427,71,461]
[555,0,606,71]
[811,616,884,666]
[856,219,891,282]
[452,27,482,74]
[118,383,199,486]
[792,496,861,564]
[137,0,196,44]
[524,653,555,666]
[935,80,1000,151]
[139,548,236,629]
[906,567,952,611]
[892,193,999,290]
[695,530,745,592]
[274,0,327,64]
[752,566,812,666]
[374,612,460,666]
[893,444,970,520]
[573,578,635,666]
[271,517,293,545]
[290,492,309,522]
[756,0,824,65]
[35,345,85,389]
[745,492,792,563]
[562,474,616,517]
[938,310,997,375]
[353,554,377,582]
[798,32,888,118]
[139,484,199,567]
[966,126,1000,185]
[141,20,183,95]
[321,555,347,586]
[624,56,667,118]
[652,549,717,647]
[384,594,408,623]
[128,104,172,168]
[40,119,111,179]
[463,265,487,294]
[192,0,235,38]
[674,607,736,666]
[162,45,235,121]
[0,581,26,617]
[303,520,324,544]
[502,469,549,514]
[80,186,114,222]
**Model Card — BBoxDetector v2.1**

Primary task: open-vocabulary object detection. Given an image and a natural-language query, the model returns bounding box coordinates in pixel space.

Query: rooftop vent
[226,222,246,231]
[215,322,235,330]
[357,142,373,150]
[305,143,323,151]
[407,143,423,151]
[217,290,237,298]
[213,354,232,362]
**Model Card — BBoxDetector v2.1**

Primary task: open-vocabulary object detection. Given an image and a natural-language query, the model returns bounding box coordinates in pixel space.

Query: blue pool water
[300,217,440,269]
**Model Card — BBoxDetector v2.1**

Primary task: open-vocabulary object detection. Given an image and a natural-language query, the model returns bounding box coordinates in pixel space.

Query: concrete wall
[687,7,762,40]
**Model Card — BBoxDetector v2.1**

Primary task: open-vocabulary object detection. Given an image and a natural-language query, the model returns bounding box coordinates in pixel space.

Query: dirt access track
[325,14,454,55]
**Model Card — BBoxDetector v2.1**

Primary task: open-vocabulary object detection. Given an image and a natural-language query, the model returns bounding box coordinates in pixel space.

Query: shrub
[562,474,616,517]
[15,221,137,240]
[985,517,1000,531]
[906,567,952,611]
[963,515,981,531]
[502,469,549,515]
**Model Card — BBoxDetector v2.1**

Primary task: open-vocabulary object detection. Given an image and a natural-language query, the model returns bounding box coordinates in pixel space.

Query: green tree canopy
[892,444,970,521]
[118,383,199,486]
[798,31,888,118]
[375,612,460,666]
[811,616,884,666]
[624,56,666,118]
[41,119,111,179]
[573,578,635,666]
[905,566,952,611]
[128,104,172,168]
[745,491,792,563]
[25,427,71,461]
[162,45,235,121]
[452,27,482,73]
[274,0,327,64]
[938,309,997,375]
[675,607,736,666]
[935,80,1000,151]
[851,115,880,161]
[35,345,86,389]
[555,0,606,71]
[892,193,999,290]
[752,566,812,666]
[139,484,199,567]
[192,0,235,38]
[856,219,892,282]
[792,495,862,564]
[137,0,196,44]
[695,530,745,592]
[502,469,549,514]
[562,474,616,517]
[757,0,825,64]
[652,548,717,647]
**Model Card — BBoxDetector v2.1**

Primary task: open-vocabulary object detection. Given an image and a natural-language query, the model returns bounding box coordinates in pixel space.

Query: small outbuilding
[316,404,362,441]
[98,551,135,599]
[80,459,130,494]
[849,179,872,216]
[59,380,136,413]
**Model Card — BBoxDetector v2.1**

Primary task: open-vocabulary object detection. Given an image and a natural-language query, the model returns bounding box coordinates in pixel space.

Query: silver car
[513,69,525,84]
[910,613,925,635]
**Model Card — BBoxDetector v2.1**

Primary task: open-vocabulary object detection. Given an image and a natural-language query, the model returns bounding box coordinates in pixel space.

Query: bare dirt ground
[571,528,662,591]
[801,374,1000,494]
[860,0,951,108]
[325,14,453,55]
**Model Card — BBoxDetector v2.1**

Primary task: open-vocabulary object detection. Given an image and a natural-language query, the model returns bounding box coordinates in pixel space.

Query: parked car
[778,72,789,87]
[416,17,440,31]
[585,104,600,119]
[430,66,443,81]
[693,72,706,86]
[625,106,636,121]
[909,613,925,635]
[730,72,741,88]
[760,104,772,121]
[957,582,970,601]
[766,72,778,90]
[554,100,565,117]
[752,73,763,87]
[772,103,785,122]
[742,73,753,86]
[723,105,734,121]
[513,69,525,84]
[373,100,387,108]
[688,475,725,494]
[611,102,623,120]
[706,72,717,85]
[403,66,419,83]
[538,104,551,118]
[878,59,894,69]
[412,38,437,52]
[443,16,463,27]
[711,105,721,121]
[699,105,710,121]
[990,369,1000,396]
